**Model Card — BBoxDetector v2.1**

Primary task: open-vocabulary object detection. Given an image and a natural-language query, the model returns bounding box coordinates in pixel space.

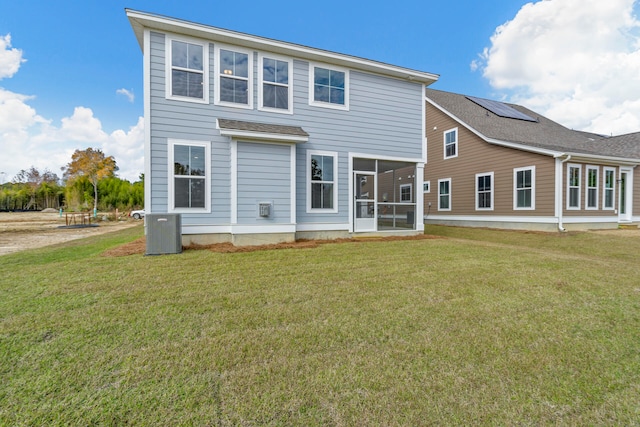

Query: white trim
[308,62,350,111]
[217,127,308,143]
[143,29,152,216]
[619,167,634,221]
[475,171,494,211]
[422,85,427,164]
[513,166,536,210]
[424,214,619,224]
[306,150,339,213]
[167,139,211,213]
[566,163,582,210]
[296,222,350,232]
[416,164,425,232]
[423,180,431,193]
[230,140,238,223]
[214,43,254,109]
[127,10,439,85]
[290,145,296,224]
[257,52,293,114]
[165,35,209,104]
[349,152,422,164]
[602,166,616,210]
[437,178,451,211]
[443,127,458,159]
[585,165,599,210]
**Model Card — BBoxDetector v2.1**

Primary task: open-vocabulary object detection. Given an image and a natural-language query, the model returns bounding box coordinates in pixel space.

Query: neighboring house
[126,10,438,245]
[424,89,640,231]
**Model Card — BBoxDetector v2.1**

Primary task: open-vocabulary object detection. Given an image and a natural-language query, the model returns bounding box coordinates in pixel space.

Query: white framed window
[168,139,211,213]
[309,63,349,110]
[513,166,535,210]
[438,178,451,211]
[586,165,599,210]
[400,184,412,202]
[215,45,253,108]
[166,37,208,103]
[603,167,616,210]
[567,164,582,210]
[258,53,293,113]
[307,150,338,212]
[444,128,458,159]
[423,181,430,193]
[476,172,494,211]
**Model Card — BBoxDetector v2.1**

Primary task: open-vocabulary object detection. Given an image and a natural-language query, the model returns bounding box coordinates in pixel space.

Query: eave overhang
[216,118,309,143]
[126,9,439,86]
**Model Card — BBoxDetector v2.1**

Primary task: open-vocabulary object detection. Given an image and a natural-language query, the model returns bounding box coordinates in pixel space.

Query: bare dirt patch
[0,211,141,256]
[102,233,445,257]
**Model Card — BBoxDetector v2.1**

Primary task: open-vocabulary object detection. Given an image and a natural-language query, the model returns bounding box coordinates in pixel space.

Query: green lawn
[1,225,639,425]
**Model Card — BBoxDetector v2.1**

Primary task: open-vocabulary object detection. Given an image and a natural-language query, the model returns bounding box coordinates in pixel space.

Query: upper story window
[215,45,253,108]
[167,38,208,103]
[586,165,599,210]
[444,128,458,159]
[567,164,581,210]
[168,140,211,213]
[476,172,493,210]
[309,63,349,110]
[603,167,616,210]
[258,54,293,113]
[514,166,535,210]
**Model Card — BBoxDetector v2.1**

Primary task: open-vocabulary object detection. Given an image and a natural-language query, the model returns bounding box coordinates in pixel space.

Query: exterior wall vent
[259,202,272,218]
[145,213,182,255]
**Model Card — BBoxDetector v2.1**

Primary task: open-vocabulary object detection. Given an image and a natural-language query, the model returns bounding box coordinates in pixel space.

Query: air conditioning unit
[145,213,182,255]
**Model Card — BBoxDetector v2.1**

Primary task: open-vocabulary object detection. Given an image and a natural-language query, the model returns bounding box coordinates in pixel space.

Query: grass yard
[1,225,639,425]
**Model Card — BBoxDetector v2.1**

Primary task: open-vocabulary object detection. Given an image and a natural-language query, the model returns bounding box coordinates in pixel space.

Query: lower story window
[514,166,535,210]
[308,151,337,212]
[438,178,451,211]
[476,172,493,210]
[169,140,210,212]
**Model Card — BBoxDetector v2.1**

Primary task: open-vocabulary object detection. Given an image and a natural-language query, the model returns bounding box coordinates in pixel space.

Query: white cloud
[474,0,640,135]
[116,88,135,103]
[0,34,25,79]
[0,90,143,182]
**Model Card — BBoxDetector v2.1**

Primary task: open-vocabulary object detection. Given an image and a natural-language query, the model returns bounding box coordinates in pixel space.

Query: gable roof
[126,9,439,85]
[425,88,640,163]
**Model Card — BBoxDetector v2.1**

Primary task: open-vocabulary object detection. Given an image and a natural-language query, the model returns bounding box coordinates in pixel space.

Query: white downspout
[555,154,571,232]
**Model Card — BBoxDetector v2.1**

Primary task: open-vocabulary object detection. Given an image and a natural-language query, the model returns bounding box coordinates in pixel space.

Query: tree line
[0,148,144,212]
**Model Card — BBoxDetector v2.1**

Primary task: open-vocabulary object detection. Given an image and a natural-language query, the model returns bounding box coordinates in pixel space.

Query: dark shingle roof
[425,89,640,160]
[217,119,308,137]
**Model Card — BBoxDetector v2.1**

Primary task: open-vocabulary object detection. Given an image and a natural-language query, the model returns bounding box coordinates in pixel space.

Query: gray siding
[237,142,291,224]
[147,31,425,229]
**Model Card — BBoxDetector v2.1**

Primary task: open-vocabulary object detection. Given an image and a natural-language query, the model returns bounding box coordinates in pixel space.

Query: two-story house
[126,9,439,246]
[423,88,640,231]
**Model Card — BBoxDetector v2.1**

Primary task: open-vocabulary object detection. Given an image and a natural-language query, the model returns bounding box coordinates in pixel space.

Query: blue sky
[1,0,640,182]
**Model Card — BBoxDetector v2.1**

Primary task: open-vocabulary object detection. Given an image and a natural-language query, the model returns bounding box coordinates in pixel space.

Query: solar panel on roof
[466,96,537,122]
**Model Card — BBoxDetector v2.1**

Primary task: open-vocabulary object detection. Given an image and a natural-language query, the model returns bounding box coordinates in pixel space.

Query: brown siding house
[424,89,640,231]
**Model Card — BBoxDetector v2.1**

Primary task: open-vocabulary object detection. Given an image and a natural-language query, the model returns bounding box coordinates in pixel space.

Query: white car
[130,209,145,220]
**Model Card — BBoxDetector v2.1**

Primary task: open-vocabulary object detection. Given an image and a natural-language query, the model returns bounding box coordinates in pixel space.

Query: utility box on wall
[145,213,182,255]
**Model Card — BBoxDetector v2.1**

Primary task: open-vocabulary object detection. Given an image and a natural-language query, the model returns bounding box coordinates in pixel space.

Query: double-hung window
[400,184,412,202]
[567,164,581,210]
[309,63,349,110]
[514,166,535,210]
[167,38,208,102]
[444,128,458,159]
[308,151,337,212]
[603,167,616,210]
[169,140,210,212]
[258,54,292,113]
[438,178,451,211]
[216,46,252,108]
[586,166,599,210]
[476,172,493,210]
